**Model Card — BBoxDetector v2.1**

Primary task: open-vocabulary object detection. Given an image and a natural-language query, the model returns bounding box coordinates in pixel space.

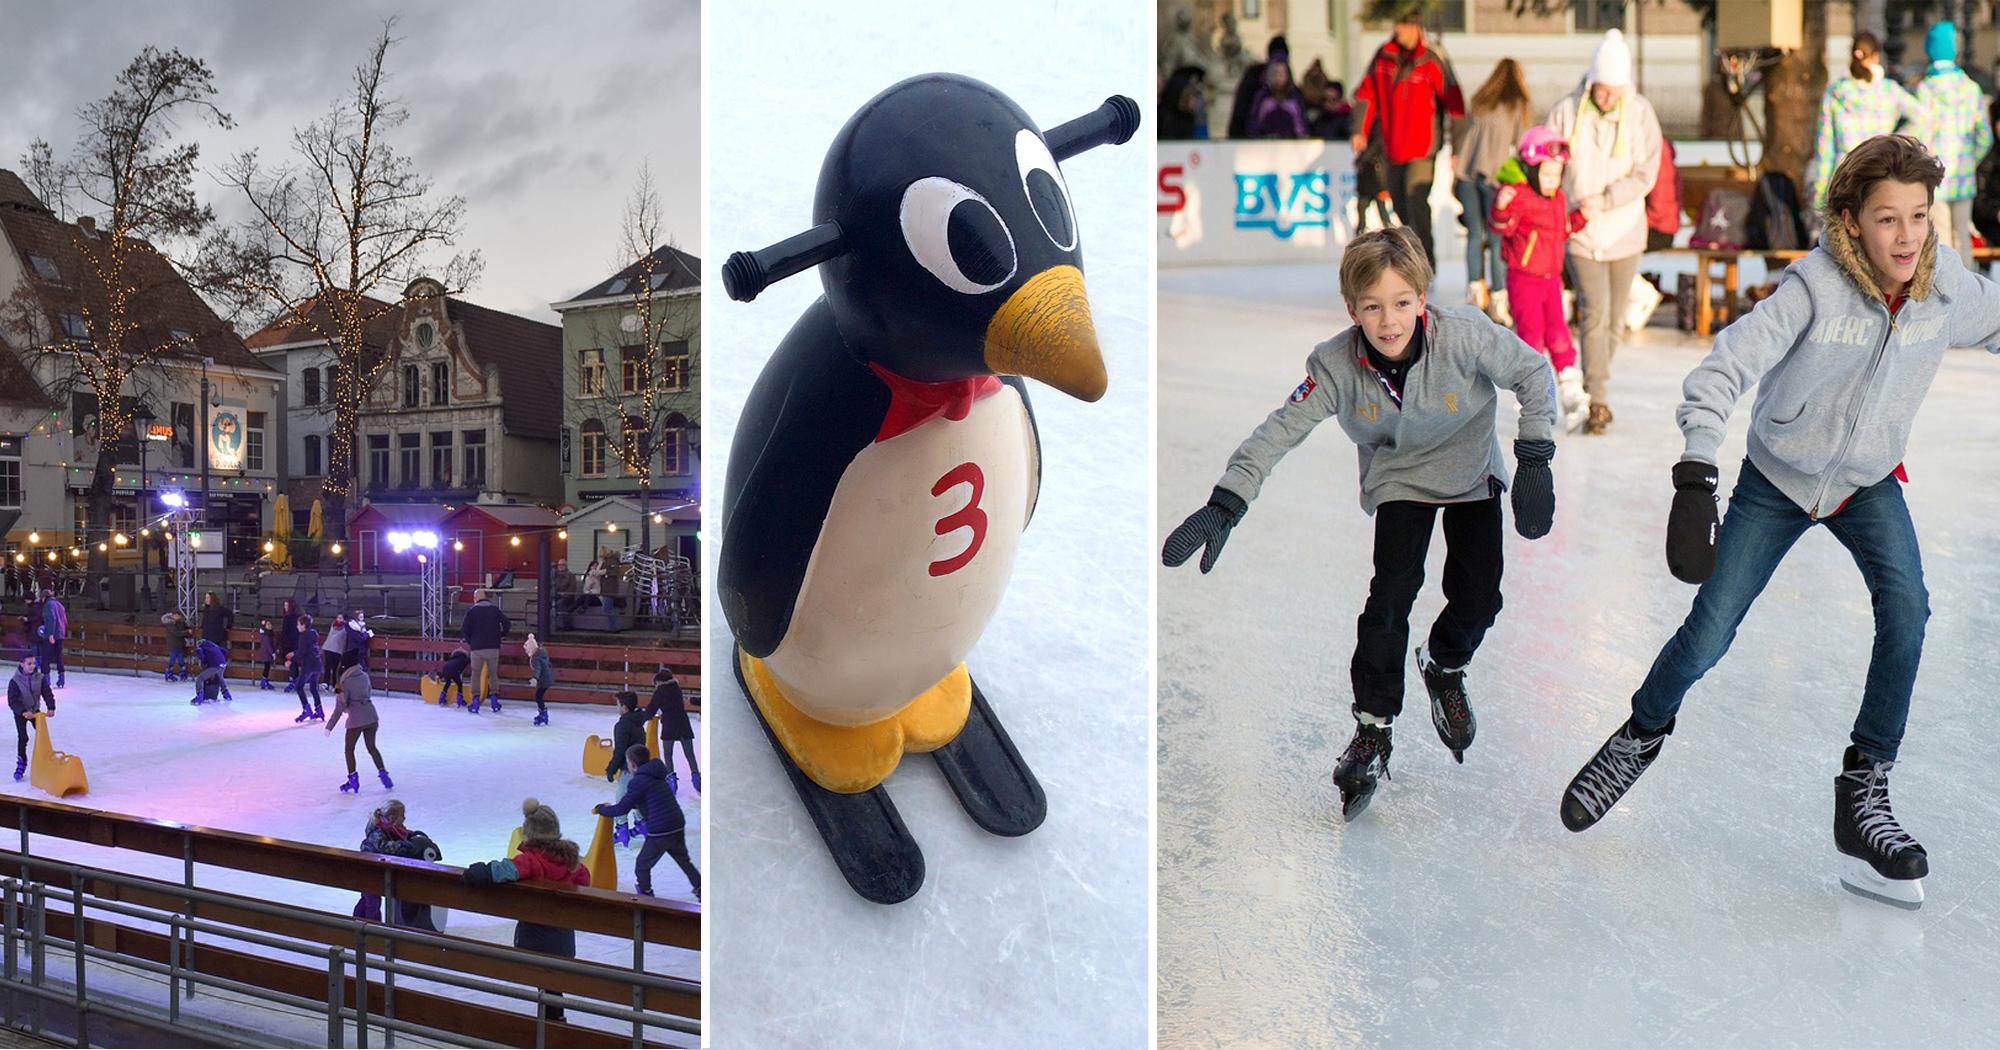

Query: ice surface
[1158,264,2000,1048]
[0,668,698,1042]
[705,2,1152,1046]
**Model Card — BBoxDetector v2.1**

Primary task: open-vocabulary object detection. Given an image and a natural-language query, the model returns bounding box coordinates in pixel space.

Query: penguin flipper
[931,673,1047,837]
[734,644,925,904]
[998,375,1042,526]
[720,299,890,658]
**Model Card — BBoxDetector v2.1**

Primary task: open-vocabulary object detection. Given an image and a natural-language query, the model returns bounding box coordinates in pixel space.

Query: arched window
[402,364,420,408]
[580,418,607,477]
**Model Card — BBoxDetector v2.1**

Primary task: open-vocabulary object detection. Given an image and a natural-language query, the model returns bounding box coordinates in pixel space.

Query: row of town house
[0,168,700,579]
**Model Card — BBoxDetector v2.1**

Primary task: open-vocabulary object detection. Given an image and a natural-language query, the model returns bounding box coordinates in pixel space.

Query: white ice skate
[1838,853,1924,910]
[1487,287,1512,327]
[1557,366,1589,433]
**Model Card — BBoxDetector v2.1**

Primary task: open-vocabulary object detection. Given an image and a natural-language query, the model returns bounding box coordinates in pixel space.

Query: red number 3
[927,462,987,577]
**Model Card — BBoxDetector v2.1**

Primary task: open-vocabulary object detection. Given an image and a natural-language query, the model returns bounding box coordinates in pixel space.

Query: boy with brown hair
[1164,226,1560,820]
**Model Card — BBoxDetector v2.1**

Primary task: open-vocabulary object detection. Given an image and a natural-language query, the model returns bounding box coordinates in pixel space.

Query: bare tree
[200,19,480,543]
[589,163,697,561]
[5,47,233,603]
[19,140,69,223]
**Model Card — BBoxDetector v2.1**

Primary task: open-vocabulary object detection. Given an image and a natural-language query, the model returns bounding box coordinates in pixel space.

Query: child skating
[8,654,53,782]
[292,614,325,723]
[648,667,699,794]
[327,650,390,792]
[255,619,277,689]
[1559,135,2000,909]
[1162,226,1559,820]
[436,647,471,708]
[161,611,188,682]
[524,633,553,726]
[189,637,234,705]
[1491,125,1590,431]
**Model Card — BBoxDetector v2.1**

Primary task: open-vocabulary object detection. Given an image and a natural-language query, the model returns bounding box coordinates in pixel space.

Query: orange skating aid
[25,712,87,798]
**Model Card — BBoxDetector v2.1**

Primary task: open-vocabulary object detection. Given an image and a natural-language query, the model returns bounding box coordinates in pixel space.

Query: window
[620,346,644,395]
[402,364,420,408]
[622,415,649,475]
[367,434,390,488]
[1574,0,1624,30]
[662,340,691,390]
[661,424,684,476]
[606,278,630,295]
[0,437,19,508]
[173,403,195,468]
[649,273,669,291]
[1430,0,1467,31]
[430,362,448,406]
[246,411,266,472]
[324,365,338,403]
[303,434,321,477]
[27,255,60,284]
[430,431,453,487]
[61,313,88,341]
[462,429,487,487]
[579,349,605,396]
[579,418,607,477]
[302,368,320,406]
[398,432,420,487]
[416,323,433,349]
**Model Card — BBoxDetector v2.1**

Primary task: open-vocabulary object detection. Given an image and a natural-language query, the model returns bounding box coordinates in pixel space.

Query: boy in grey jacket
[1560,135,2000,911]
[1164,226,1559,820]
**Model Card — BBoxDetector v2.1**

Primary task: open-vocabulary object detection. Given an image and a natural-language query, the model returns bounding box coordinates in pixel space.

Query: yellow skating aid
[26,712,86,798]
[419,674,443,705]
[583,813,618,890]
[738,650,970,794]
[582,735,616,777]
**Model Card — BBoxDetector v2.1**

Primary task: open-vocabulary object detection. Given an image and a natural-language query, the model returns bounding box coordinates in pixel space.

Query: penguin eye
[899,177,1017,295]
[1016,129,1076,251]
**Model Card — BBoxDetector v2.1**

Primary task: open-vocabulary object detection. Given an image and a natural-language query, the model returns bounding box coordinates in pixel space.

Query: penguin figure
[721,74,1138,904]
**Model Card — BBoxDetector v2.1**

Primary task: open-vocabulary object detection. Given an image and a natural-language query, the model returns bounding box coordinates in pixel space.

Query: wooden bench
[1647,244,2000,337]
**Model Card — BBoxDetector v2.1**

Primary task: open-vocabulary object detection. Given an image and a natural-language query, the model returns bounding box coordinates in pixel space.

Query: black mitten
[1666,460,1721,584]
[1510,439,1556,540]
[1161,488,1249,573]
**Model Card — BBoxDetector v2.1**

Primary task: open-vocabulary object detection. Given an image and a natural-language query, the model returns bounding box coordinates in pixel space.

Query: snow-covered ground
[0,667,699,1043]
[1159,263,2000,1049]
[704,2,1153,1046]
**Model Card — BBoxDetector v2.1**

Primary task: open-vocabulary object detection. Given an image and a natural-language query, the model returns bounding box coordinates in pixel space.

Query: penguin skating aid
[721,75,1139,904]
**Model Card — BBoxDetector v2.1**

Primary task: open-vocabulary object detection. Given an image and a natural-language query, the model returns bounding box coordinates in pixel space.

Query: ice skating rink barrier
[54,621,700,711]
[0,795,697,1047]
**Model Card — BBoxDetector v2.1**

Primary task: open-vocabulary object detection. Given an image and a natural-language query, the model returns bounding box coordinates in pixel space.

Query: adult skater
[278,597,302,689]
[188,637,234,705]
[327,650,390,792]
[320,613,348,689]
[36,588,66,688]
[7,653,53,781]
[523,633,553,726]
[198,592,232,657]
[292,614,324,723]
[1559,135,2000,910]
[603,690,651,844]
[596,744,700,899]
[648,667,698,793]
[458,590,509,713]
[1162,226,1559,820]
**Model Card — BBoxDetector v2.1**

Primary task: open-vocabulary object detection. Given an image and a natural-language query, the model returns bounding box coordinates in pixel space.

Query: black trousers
[1350,495,1505,720]
[634,828,700,896]
[1387,157,1438,268]
[12,712,29,762]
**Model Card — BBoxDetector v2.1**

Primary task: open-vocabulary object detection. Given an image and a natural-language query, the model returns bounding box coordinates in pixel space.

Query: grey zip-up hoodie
[1215,304,1558,514]
[327,665,378,731]
[1678,220,2000,518]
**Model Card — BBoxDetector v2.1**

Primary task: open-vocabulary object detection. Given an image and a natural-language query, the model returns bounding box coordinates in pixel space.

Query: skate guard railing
[0,796,698,1047]
[47,622,700,712]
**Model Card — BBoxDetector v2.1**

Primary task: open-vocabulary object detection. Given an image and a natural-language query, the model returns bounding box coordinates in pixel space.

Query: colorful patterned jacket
[1915,62,1991,203]
[1808,75,1919,207]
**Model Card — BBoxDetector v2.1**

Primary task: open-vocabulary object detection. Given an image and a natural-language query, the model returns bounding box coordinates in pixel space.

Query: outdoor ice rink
[1157,261,2000,1049]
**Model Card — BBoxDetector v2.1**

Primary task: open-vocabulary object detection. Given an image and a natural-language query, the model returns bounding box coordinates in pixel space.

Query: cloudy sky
[0,0,700,325]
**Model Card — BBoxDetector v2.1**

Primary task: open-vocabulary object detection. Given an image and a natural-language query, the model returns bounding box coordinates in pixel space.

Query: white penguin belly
[765,386,1034,726]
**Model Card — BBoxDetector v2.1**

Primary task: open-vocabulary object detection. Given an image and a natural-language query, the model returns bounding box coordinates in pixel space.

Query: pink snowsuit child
[1490,127,1590,434]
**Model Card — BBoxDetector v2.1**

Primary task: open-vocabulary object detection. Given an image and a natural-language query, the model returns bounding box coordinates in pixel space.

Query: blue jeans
[1454,176,1504,290]
[165,649,185,677]
[1632,461,1929,761]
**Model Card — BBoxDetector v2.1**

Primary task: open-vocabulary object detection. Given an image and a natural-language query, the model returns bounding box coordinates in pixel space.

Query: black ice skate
[1416,646,1476,763]
[1834,746,1927,910]
[1561,717,1672,832]
[1333,722,1393,822]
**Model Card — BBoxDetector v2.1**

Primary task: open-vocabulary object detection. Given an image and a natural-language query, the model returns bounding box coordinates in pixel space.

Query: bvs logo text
[1234,171,1330,239]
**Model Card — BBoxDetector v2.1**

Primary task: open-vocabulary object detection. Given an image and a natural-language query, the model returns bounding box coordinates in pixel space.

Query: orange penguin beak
[983,264,1106,402]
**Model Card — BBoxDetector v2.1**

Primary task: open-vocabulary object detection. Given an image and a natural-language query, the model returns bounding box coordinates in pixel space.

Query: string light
[44,552,55,563]
[452,539,464,552]
[330,542,342,556]
[96,543,106,552]
[27,532,38,544]
[509,535,520,547]
[113,533,127,546]
[262,540,274,553]
[558,529,567,540]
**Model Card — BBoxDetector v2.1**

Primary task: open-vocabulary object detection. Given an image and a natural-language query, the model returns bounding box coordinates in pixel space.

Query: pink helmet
[1518,126,1571,167]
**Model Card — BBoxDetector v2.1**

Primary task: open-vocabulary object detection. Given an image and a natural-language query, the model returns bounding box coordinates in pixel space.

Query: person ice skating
[524,633,553,726]
[1913,22,1989,254]
[345,612,373,674]
[1350,16,1465,266]
[189,637,233,705]
[161,610,189,682]
[1558,134,2000,911]
[1162,226,1559,821]
[1455,58,1533,321]
[462,801,590,1020]
[37,589,65,688]
[278,597,301,688]
[326,650,390,792]
[458,590,509,713]
[603,691,650,844]
[7,654,53,782]
[1545,28,1664,435]
[1491,125,1591,431]
[1808,32,1918,210]
[254,619,277,689]
[353,800,441,930]
[435,647,471,708]
[292,614,324,723]
[648,667,698,794]
[198,591,232,656]
[320,613,348,689]
[596,745,700,899]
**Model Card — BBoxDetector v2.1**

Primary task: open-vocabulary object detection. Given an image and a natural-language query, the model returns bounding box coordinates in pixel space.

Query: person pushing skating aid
[7,654,53,782]
[1558,134,2000,910]
[1163,226,1559,821]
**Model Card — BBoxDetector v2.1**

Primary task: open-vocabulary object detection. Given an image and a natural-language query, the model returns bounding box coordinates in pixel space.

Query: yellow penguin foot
[736,651,971,794]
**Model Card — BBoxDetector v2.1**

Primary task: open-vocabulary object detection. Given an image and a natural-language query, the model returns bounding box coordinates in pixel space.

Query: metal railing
[0,852,697,1048]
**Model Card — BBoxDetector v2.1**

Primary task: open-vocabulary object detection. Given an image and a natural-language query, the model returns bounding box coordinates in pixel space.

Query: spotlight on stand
[386,530,412,554]
[159,491,186,509]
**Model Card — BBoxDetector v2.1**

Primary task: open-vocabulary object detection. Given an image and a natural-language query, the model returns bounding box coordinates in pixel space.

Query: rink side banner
[1157,141,1359,266]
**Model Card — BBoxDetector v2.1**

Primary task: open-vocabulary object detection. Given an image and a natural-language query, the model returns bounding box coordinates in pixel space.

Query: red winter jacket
[1647,137,1682,236]
[1491,183,1587,280]
[1353,39,1465,165]
[513,845,591,886]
